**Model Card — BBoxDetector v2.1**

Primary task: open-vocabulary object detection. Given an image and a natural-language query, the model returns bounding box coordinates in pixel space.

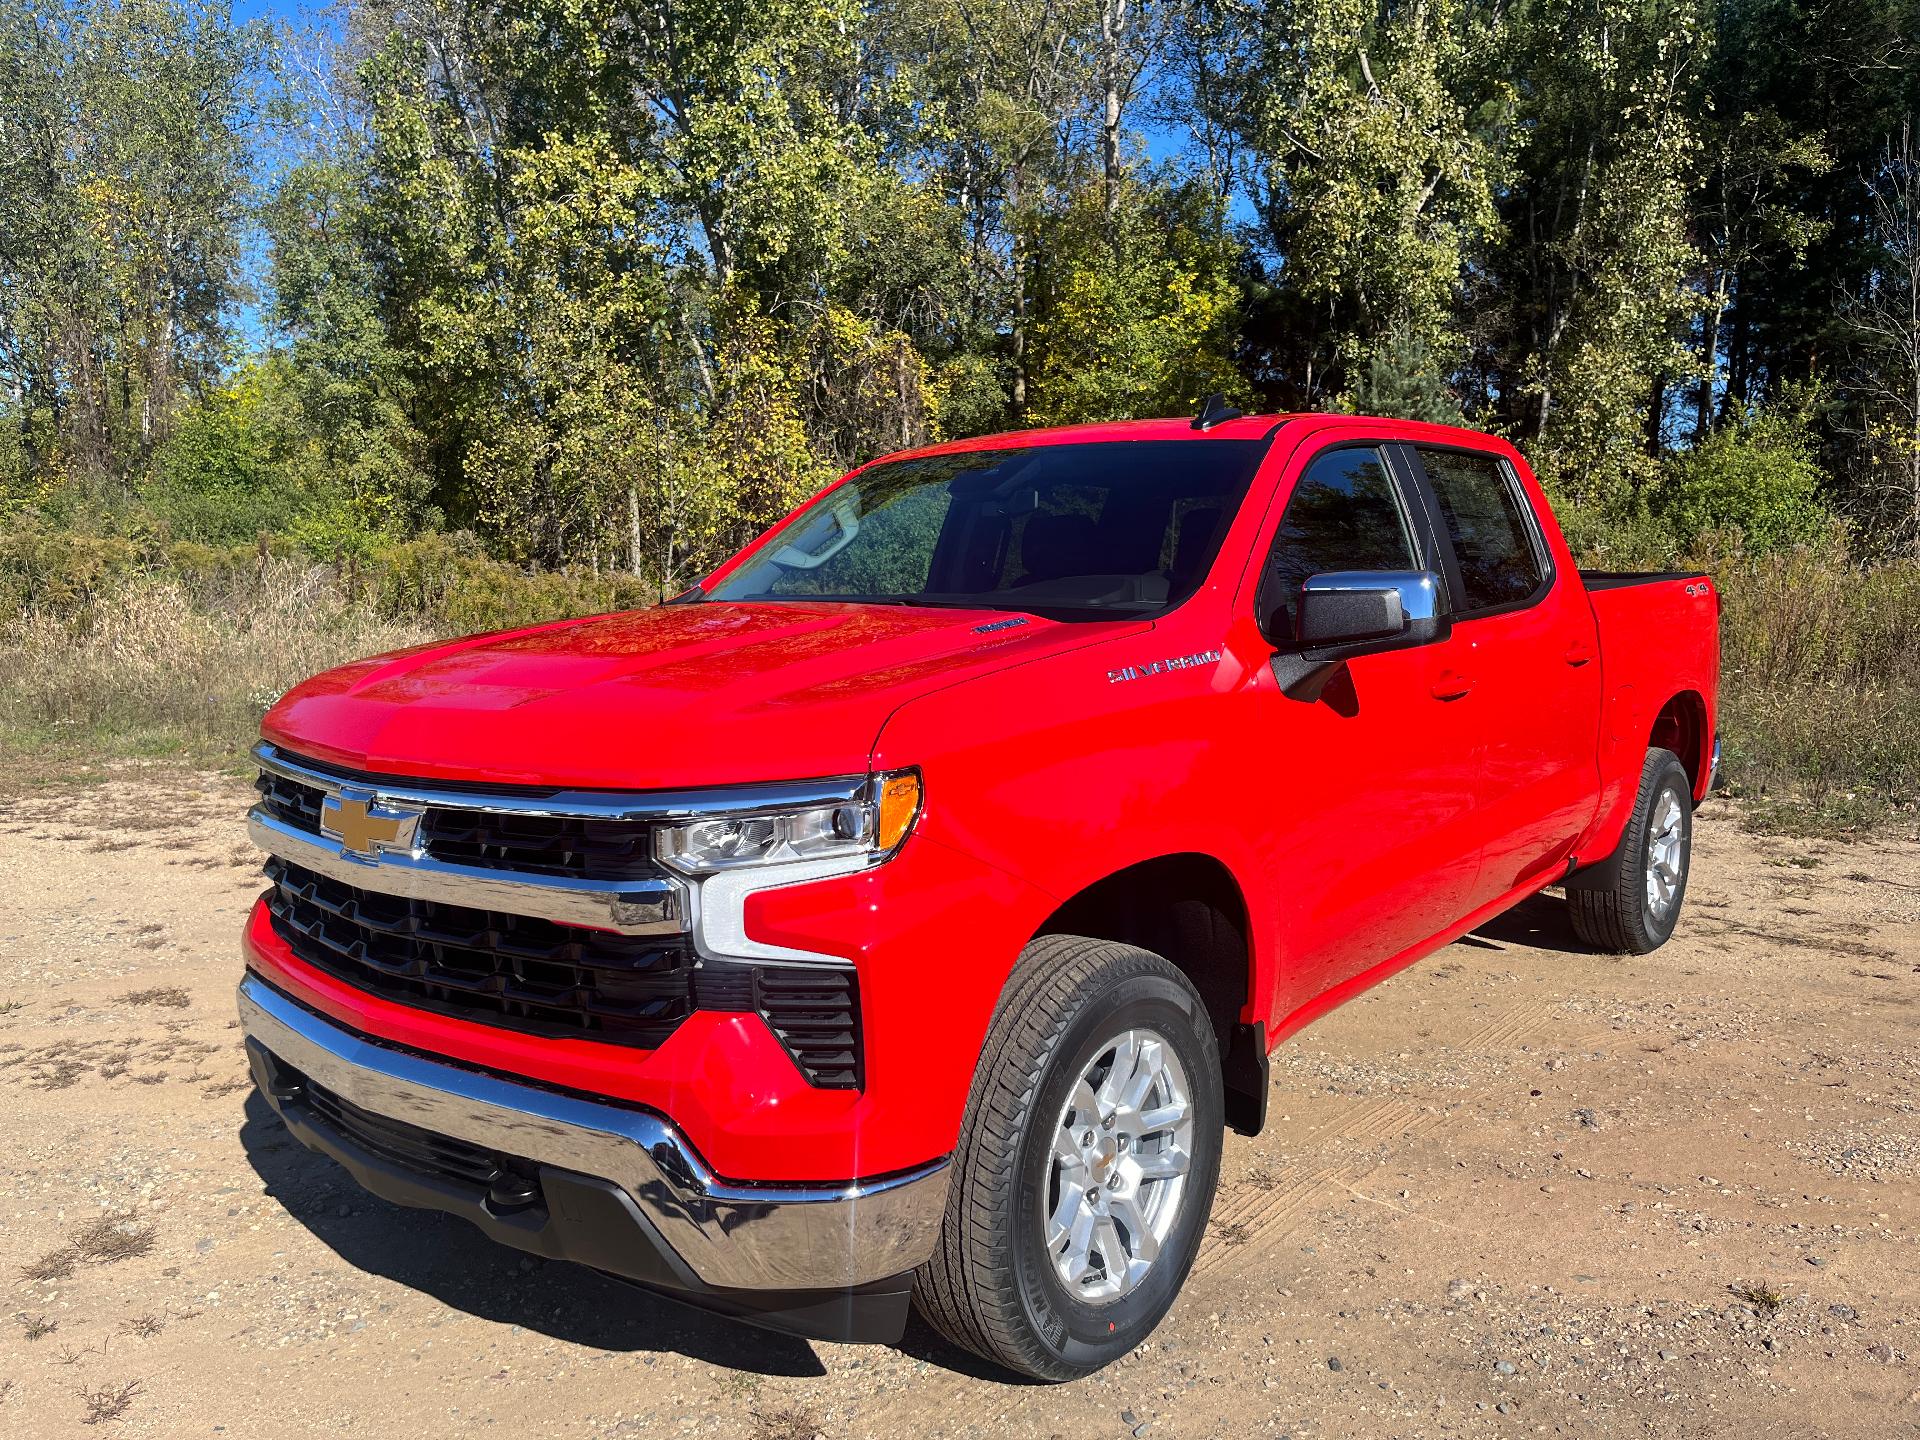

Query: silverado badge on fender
[1108,649,1223,684]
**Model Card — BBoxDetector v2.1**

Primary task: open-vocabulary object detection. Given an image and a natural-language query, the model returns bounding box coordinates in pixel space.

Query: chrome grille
[265,857,699,1045]
[256,769,324,831]
[254,768,661,882]
[249,744,865,1086]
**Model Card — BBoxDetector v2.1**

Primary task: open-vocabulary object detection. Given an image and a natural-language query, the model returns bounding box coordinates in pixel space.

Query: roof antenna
[1191,393,1244,431]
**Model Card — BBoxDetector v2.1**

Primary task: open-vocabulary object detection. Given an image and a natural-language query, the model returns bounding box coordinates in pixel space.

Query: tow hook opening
[483,1161,544,1215]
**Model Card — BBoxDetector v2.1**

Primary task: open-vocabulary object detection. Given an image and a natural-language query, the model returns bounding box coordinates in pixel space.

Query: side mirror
[1267,570,1450,699]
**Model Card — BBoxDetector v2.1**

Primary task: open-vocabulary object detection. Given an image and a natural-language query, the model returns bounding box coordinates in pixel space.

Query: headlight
[656,771,922,876]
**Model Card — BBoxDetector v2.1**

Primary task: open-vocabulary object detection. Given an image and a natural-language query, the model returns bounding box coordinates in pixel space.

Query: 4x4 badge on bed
[320,790,424,861]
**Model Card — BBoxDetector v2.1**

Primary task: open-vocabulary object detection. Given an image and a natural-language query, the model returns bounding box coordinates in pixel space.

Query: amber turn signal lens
[876,772,922,851]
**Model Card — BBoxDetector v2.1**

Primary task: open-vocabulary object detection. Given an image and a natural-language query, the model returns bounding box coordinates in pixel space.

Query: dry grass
[116,987,188,1009]
[1715,546,1920,829]
[19,1314,58,1341]
[750,1404,826,1440]
[21,1246,79,1282]
[5,541,1918,831]
[30,1060,90,1090]
[22,1216,158,1282]
[76,1379,142,1425]
[71,1217,156,1265]
[0,560,432,767]
[1730,1279,1786,1318]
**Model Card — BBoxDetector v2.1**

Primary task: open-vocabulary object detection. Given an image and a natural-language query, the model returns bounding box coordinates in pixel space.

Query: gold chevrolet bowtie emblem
[319,790,423,861]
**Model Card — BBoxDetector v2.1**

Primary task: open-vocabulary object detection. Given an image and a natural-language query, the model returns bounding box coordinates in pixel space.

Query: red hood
[262,601,1135,789]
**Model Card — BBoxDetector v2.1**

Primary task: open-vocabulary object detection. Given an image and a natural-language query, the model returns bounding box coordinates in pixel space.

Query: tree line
[2,0,1918,592]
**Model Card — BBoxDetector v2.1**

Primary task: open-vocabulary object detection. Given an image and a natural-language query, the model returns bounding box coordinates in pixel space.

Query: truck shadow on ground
[236,1092,836,1375]
[236,1092,1010,1383]
[1463,888,1588,953]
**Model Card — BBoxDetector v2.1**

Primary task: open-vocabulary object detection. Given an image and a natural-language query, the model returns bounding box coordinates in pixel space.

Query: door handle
[1564,640,1595,667]
[1431,670,1474,701]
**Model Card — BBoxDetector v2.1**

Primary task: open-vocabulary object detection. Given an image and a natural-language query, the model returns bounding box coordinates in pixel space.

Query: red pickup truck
[239,411,1719,1379]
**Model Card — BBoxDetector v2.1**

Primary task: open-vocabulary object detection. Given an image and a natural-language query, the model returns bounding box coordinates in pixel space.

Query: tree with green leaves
[263,157,431,548]
[1025,175,1245,422]
[0,0,262,491]
[1233,0,1516,405]
[8,0,1920,579]
[1843,125,1920,554]
[1484,0,1709,506]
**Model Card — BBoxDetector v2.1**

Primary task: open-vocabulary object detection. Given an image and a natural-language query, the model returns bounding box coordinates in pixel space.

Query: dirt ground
[1,772,1916,1439]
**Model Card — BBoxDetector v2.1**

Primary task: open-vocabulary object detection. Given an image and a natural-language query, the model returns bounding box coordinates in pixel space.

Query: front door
[1246,443,1485,1011]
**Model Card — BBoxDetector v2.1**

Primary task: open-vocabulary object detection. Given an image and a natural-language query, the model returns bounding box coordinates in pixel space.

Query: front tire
[912,935,1224,1381]
[1568,747,1694,954]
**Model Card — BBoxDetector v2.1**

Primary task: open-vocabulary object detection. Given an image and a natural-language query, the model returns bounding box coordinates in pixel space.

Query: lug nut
[1082,1129,1095,1146]
[1107,1172,1123,1190]
[1101,1114,1115,1130]
[1084,1186,1100,1204]
[1116,1134,1129,1152]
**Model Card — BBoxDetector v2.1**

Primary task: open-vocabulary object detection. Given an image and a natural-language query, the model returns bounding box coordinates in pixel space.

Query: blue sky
[235,0,299,25]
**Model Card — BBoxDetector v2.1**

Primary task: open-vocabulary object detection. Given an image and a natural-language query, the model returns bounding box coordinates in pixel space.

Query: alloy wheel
[1645,787,1686,921]
[1044,1028,1194,1304]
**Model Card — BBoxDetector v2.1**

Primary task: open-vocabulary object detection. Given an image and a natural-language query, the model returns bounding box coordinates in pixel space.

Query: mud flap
[1223,1020,1268,1136]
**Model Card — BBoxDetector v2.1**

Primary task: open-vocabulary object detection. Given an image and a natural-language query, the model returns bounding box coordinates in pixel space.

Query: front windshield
[707,439,1268,619]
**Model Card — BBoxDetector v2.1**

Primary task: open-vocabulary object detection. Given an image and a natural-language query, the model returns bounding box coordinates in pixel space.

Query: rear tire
[912,935,1224,1381]
[1568,747,1693,954]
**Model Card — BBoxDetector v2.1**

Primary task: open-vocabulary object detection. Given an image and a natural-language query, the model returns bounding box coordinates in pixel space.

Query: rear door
[1402,443,1603,899]
[1247,442,1485,1004]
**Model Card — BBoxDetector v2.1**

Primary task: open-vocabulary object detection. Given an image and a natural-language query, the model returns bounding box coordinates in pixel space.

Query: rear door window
[1415,448,1546,612]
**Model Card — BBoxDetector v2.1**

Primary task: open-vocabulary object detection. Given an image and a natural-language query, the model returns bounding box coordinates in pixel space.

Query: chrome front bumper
[236,974,949,1297]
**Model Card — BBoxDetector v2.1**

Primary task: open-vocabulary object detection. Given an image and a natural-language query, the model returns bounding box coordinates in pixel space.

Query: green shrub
[1653,405,1838,554]
[0,523,144,613]
[352,533,659,633]
[145,365,312,545]
[1549,498,1683,570]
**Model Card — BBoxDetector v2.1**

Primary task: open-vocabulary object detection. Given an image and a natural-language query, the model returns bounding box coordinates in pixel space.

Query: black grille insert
[256,770,325,832]
[757,969,862,1089]
[260,860,863,1086]
[304,1075,504,1189]
[418,809,656,880]
[265,856,698,1047]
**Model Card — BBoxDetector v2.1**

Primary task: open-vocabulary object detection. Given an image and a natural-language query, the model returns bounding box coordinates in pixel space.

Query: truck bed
[1579,568,1720,855]
[1578,569,1711,591]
